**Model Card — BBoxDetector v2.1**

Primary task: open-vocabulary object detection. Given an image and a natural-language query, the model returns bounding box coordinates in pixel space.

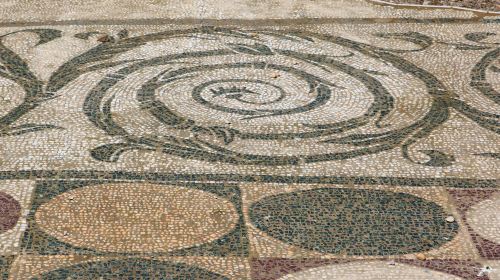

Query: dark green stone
[0,256,15,280]
[32,258,229,280]
[249,188,459,255]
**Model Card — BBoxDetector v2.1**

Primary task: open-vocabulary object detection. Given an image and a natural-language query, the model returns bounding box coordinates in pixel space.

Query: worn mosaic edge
[0,170,497,188]
[0,17,498,28]
[368,0,500,15]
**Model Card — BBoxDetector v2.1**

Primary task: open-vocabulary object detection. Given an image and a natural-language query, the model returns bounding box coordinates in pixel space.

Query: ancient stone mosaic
[372,0,499,13]
[0,7,498,280]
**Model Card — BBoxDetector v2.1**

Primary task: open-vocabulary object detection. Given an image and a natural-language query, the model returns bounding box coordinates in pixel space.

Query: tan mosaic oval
[466,192,500,243]
[278,261,464,280]
[35,183,239,253]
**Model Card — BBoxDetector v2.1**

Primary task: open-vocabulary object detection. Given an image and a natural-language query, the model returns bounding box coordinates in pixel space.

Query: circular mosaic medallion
[32,258,229,280]
[466,192,500,243]
[35,183,239,253]
[249,188,458,255]
[277,261,463,280]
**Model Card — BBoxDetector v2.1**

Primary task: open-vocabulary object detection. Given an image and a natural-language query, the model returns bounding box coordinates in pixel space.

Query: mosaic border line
[0,17,499,28]
[0,171,496,188]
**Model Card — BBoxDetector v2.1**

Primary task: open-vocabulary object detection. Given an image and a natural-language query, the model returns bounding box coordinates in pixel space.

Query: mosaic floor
[0,0,499,279]
[373,0,499,12]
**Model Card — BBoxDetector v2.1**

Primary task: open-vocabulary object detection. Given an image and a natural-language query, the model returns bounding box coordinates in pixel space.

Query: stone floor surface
[375,0,499,12]
[0,0,499,279]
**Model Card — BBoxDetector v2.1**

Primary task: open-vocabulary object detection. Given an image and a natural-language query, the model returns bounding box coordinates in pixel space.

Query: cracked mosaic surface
[0,1,499,279]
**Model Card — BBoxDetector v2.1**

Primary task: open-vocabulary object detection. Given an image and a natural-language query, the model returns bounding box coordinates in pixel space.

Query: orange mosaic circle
[35,183,239,253]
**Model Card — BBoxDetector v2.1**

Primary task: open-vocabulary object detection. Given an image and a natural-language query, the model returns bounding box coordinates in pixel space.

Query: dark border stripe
[0,17,498,28]
[0,170,497,188]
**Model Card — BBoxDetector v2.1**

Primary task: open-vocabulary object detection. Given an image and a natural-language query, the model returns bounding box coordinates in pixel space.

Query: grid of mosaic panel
[0,18,499,279]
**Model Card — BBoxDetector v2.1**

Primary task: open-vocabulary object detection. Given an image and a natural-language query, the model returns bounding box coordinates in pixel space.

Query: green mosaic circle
[31,258,229,280]
[249,188,459,255]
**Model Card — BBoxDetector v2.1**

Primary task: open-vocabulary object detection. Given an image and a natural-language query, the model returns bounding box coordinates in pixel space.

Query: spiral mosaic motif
[55,26,494,166]
[0,21,498,279]
[0,27,495,167]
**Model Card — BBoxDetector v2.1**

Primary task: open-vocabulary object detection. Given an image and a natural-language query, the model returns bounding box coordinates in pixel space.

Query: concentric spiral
[65,27,497,165]
[139,58,357,133]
